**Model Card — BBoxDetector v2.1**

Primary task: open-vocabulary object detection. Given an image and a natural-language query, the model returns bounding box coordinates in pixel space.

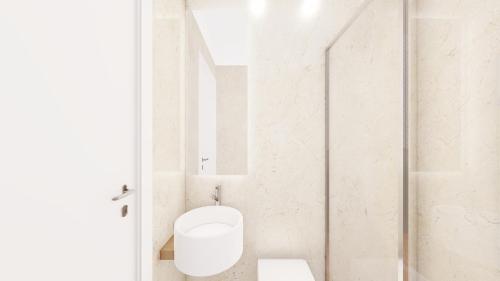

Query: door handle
[112,185,135,201]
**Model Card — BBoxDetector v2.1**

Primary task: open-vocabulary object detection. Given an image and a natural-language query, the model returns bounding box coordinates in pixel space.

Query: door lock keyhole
[121,205,128,217]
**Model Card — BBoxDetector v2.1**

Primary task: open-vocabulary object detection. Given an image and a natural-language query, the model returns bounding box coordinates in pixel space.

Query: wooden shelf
[160,235,174,260]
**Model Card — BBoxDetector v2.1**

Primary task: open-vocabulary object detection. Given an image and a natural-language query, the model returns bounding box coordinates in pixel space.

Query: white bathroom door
[0,1,139,281]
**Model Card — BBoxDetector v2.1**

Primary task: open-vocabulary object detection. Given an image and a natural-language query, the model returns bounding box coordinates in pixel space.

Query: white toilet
[258,259,315,281]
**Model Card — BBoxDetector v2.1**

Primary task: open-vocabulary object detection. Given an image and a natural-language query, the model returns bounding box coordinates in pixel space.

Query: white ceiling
[192,8,249,65]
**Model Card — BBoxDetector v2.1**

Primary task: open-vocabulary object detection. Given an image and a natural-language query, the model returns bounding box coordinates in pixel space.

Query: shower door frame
[324,0,410,280]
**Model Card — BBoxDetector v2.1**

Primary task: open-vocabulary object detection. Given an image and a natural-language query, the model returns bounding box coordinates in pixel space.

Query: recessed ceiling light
[301,0,321,18]
[249,0,266,18]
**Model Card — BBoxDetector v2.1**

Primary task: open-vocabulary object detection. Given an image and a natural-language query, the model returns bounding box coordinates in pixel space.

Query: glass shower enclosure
[327,0,500,280]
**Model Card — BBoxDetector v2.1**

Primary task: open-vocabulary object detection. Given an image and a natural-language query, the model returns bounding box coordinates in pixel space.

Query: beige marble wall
[216,65,248,175]
[154,1,500,281]
[328,1,403,281]
[153,0,186,280]
[185,1,341,280]
[408,0,419,279]
[413,0,500,280]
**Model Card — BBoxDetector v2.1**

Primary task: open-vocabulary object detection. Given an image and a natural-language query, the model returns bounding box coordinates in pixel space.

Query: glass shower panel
[409,1,500,280]
[328,0,404,280]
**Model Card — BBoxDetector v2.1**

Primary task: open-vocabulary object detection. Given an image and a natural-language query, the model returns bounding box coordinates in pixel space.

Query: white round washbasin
[174,206,243,277]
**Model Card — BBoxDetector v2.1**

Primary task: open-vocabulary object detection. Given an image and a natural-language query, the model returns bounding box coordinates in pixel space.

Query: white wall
[198,53,217,175]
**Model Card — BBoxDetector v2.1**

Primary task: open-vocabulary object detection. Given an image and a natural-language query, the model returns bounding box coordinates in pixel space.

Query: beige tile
[414,1,500,280]
[152,1,186,281]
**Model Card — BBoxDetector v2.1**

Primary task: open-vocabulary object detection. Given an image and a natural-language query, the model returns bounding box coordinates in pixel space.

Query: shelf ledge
[160,235,174,260]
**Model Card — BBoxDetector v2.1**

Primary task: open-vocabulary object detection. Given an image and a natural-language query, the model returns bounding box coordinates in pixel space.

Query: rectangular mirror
[186,4,248,175]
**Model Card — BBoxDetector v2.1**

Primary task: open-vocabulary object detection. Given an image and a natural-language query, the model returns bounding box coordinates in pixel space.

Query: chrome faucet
[211,185,221,206]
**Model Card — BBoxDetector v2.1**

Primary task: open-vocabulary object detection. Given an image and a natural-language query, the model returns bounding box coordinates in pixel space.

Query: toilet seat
[258,259,315,281]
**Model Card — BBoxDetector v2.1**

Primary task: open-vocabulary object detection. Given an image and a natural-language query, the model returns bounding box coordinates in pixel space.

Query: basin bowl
[174,206,243,277]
